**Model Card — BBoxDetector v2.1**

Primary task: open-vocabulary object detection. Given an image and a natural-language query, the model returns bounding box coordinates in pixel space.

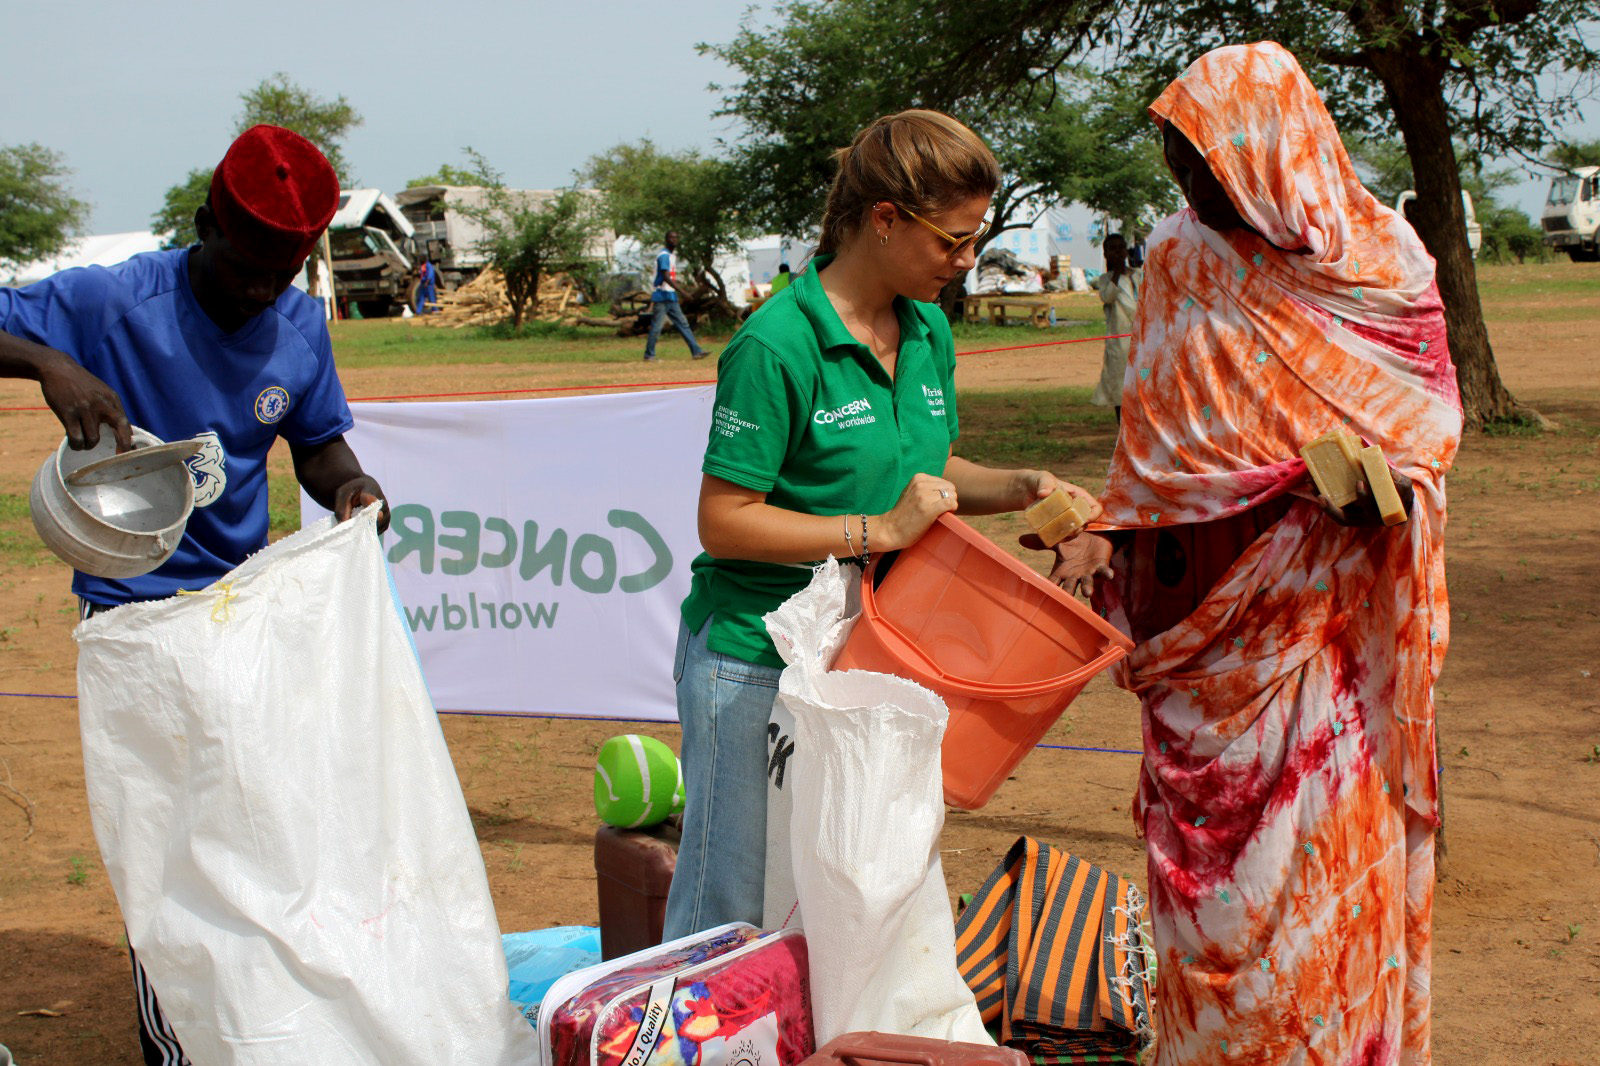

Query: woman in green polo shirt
[664,110,1101,938]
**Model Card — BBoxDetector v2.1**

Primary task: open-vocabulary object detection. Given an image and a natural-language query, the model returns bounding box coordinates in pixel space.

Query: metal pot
[29,427,200,579]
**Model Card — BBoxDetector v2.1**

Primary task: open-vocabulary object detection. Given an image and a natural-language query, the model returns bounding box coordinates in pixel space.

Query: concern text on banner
[301,386,715,720]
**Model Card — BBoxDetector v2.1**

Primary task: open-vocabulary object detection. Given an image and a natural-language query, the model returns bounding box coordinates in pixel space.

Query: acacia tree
[582,141,756,309]
[459,154,600,330]
[702,0,1177,274]
[152,75,363,246]
[0,143,90,274]
[405,160,497,190]
[151,168,214,249]
[886,0,1599,427]
[237,73,363,184]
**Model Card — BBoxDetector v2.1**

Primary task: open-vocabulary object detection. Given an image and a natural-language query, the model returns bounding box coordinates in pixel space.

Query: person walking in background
[1091,232,1141,422]
[1047,42,1459,1063]
[768,262,793,294]
[663,109,1101,938]
[644,229,712,362]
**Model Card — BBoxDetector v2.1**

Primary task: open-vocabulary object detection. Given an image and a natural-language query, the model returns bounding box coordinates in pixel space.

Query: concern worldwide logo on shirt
[813,397,876,429]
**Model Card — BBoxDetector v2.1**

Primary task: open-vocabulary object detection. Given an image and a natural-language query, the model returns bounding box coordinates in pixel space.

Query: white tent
[6,231,166,287]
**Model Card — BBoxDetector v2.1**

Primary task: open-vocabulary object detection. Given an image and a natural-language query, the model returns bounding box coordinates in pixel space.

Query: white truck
[1541,166,1600,262]
[328,189,415,317]
[1395,190,1482,259]
[393,185,495,290]
[393,185,615,292]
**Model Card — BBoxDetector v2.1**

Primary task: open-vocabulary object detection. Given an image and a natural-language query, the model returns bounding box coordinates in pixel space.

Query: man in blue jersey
[642,229,712,362]
[0,124,387,1065]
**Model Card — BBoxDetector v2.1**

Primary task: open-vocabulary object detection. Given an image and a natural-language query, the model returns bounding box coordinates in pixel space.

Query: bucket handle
[858,559,1126,698]
[830,1049,937,1066]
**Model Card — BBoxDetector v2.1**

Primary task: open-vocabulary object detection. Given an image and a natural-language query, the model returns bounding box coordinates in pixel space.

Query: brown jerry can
[799,1032,1028,1066]
[592,821,679,960]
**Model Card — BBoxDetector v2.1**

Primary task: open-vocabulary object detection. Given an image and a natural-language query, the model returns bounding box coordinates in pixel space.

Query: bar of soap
[1358,445,1408,525]
[1300,430,1364,508]
[1025,488,1095,547]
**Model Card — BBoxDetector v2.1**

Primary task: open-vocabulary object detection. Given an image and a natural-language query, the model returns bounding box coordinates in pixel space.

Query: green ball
[594,734,684,828]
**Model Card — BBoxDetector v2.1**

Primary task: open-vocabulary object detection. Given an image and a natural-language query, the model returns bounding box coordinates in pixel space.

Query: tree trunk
[507,265,537,330]
[1371,50,1522,429]
[702,265,729,302]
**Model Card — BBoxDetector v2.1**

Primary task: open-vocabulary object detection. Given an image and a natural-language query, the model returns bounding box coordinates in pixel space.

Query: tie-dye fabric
[1089,42,1463,1064]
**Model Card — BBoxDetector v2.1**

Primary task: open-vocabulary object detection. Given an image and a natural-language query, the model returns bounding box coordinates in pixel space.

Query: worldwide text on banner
[301,386,716,721]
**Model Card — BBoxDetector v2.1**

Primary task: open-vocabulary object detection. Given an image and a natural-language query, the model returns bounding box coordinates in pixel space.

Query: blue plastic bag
[503,926,602,1025]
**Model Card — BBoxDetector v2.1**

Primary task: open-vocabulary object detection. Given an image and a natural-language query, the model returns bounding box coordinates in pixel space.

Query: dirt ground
[1,263,1597,1064]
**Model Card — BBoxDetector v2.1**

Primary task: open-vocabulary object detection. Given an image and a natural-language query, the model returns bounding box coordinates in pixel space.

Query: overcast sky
[6,0,1592,236]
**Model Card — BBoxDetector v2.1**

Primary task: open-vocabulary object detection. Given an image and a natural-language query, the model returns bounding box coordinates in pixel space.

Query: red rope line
[0,332,1129,411]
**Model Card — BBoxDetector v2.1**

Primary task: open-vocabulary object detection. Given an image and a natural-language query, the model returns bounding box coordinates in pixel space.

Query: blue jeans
[663,618,780,939]
[644,299,706,359]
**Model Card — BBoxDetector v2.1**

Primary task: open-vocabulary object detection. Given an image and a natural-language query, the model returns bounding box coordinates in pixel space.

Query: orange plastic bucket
[832,514,1133,810]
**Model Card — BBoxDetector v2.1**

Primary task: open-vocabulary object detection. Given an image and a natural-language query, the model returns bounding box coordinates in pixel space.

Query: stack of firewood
[415,270,584,328]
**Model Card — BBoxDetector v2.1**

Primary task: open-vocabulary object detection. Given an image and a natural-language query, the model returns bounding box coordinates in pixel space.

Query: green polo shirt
[682,255,960,668]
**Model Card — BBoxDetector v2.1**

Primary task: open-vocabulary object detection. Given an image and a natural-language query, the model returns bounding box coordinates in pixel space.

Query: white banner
[302,387,715,721]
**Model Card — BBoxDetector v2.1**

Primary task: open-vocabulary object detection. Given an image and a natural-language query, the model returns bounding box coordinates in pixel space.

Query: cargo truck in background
[394,185,496,290]
[1541,167,1600,261]
[328,189,415,317]
[394,185,617,294]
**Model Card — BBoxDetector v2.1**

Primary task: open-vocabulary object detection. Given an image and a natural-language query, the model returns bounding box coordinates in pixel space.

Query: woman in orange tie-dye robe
[1048,42,1462,1064]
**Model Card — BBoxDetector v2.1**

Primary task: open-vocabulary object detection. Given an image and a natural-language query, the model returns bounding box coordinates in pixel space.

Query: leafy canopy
[890,0,1599,424]
[237,73,363,185]
[0,143,90,272]
[701,0,1178,245]
[458,151,602,330]
[405,158,498,190]
[152,74,364,245]
[583,140,754,298]
[151,168,213,250]
[1545,139,1600,171]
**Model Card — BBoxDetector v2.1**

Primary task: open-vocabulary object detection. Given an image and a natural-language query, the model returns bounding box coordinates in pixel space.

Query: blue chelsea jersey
[0,248,354,604]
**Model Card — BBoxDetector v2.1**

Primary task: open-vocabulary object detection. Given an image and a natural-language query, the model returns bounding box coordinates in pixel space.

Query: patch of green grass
[1476,261,1600,306]
[268,465,301,538]
[1482,413,1546,438]
[66,854,90,887]
[0,528,50,568]
[330,306,1112,373]
[950,317,1104,346]
[0,493,30,522]
[330,318,729,370]
[954,387,1115,472]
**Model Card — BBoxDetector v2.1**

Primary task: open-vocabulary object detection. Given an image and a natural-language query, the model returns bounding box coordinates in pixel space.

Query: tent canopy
[6,231,166,287]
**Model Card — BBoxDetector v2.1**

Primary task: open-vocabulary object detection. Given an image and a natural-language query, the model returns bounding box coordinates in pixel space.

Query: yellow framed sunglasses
[901,206,991,256]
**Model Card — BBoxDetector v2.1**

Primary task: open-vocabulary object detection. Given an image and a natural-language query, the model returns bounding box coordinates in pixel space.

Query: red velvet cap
[209,124,339,268]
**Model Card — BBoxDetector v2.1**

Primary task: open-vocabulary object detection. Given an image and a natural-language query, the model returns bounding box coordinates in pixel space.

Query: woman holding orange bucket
[1048,43,1460,1062]
[664,109,1101,939]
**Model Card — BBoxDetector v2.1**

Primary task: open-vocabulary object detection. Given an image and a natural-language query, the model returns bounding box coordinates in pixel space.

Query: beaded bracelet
[860,513,870,569]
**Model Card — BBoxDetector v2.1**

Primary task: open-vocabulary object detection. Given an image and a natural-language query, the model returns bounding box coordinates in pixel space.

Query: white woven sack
[764,559,990,1045]
[75,507,535,1065]
[762,562,860,932]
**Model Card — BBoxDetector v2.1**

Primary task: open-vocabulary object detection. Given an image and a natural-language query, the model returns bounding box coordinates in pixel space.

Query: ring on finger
[938,489,950,499]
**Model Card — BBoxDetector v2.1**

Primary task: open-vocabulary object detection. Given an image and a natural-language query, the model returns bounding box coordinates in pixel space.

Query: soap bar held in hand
[1358,445,1408,526]
[1299,430,1365,509]
[1024,488,1096,547]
